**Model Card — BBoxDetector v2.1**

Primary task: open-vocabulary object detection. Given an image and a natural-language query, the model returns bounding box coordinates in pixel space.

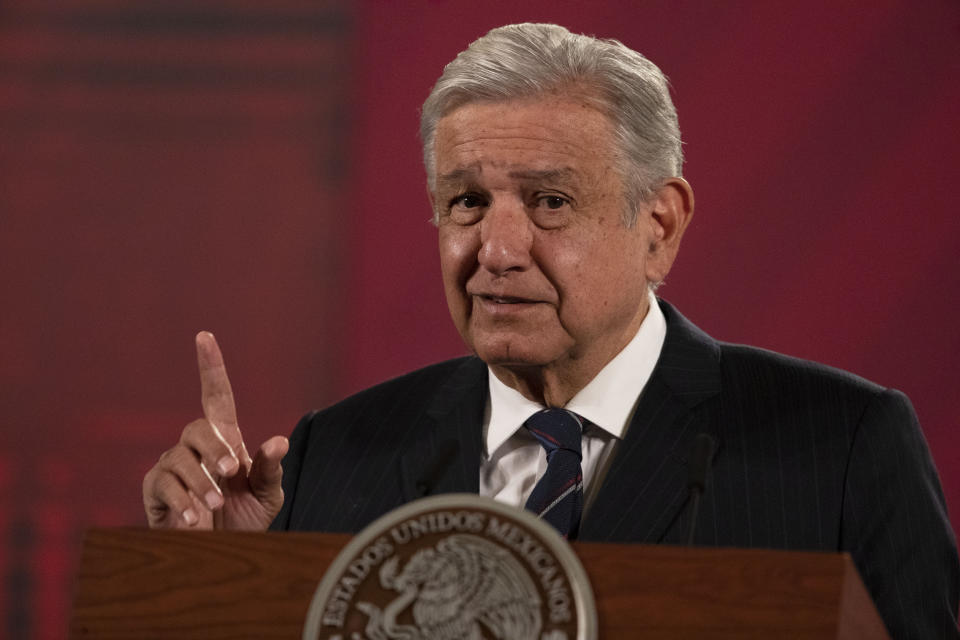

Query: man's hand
[142,332,289,530]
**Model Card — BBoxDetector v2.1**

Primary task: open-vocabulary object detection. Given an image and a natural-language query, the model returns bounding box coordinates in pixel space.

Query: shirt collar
[484,291,667,456]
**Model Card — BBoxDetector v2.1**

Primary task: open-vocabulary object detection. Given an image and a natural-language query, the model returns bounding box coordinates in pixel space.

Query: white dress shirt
[479,291,667,515]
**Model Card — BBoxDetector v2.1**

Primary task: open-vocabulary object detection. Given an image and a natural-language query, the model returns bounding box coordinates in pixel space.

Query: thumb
[248,435,289,510]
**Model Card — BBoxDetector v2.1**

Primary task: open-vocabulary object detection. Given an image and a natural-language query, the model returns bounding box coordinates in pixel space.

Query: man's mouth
[471,294,546,317]
[483,295,528,304]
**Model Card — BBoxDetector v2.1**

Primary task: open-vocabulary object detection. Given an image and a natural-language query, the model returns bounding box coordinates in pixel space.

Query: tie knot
[524,408,583,458]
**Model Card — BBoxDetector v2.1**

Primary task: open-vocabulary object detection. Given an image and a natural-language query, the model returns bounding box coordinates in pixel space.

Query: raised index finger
[196,331,240,439]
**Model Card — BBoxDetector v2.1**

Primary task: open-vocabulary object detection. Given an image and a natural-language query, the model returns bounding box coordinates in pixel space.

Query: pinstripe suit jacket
[271,300,959,638]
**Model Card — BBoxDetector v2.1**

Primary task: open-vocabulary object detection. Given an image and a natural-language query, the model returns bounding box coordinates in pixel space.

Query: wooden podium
[69,528,889,639]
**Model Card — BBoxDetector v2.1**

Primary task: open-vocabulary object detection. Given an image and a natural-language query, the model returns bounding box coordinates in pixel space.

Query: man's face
[433,94,661,393]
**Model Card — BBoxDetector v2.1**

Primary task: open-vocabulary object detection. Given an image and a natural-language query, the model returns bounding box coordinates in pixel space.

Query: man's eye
[451,194,485,209]
[537,195,569,210]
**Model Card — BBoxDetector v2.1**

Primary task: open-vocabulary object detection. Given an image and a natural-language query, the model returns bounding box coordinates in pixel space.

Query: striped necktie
[523,408,584,539]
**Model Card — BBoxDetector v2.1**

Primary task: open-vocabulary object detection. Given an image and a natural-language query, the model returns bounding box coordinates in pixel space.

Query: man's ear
[427,186,438,225]
[644,177,694,284]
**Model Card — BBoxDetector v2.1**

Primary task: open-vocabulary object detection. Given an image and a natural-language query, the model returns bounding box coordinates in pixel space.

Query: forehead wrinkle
[506,167,578,183]
[447,132,592,159]
[438,161,580,182]
[436,165,481,188]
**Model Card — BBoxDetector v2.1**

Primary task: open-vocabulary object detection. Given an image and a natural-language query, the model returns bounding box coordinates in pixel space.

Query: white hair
[420,23,683,226]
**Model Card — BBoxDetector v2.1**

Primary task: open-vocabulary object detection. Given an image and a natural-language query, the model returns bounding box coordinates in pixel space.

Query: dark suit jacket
[271,300,959,638]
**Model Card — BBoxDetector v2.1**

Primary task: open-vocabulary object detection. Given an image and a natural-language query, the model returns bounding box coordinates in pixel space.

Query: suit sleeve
[842,388,959,639]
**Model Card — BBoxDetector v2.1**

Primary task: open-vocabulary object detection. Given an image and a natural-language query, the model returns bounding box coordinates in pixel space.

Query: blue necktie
[523,408,584,539]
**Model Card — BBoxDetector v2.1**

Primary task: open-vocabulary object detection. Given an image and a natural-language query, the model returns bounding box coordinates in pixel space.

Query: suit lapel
[394,301,723,544]
[399,357,487,501]
[580,300,722,543]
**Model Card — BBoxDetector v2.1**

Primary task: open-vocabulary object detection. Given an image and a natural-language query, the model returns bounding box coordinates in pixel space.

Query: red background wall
[1,1,958,637]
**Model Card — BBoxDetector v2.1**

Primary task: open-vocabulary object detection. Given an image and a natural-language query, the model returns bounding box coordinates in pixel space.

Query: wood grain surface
[69,528,888,639]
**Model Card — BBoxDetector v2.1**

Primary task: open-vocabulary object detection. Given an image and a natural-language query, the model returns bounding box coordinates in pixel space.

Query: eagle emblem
[354,534,543,640]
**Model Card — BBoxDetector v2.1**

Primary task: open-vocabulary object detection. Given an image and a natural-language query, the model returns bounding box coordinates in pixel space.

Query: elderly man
[143,23,958,638]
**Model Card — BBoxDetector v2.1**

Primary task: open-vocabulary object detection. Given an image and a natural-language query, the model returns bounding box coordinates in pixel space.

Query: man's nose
[477,199,534,275]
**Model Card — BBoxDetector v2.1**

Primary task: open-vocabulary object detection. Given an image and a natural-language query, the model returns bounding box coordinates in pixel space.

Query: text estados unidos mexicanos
[320,510,573,628]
